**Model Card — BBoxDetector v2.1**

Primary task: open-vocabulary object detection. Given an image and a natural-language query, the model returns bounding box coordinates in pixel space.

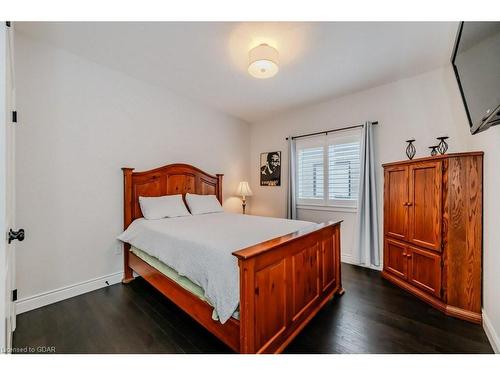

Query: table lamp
[236,181,253,214]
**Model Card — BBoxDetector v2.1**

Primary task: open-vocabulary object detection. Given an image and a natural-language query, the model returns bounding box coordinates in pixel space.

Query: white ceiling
[15,22,459,123]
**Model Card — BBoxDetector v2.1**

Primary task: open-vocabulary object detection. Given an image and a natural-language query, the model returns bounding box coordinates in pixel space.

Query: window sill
[296,204,358,213]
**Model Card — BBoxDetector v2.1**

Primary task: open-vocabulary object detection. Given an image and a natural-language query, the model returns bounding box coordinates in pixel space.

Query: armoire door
[384,238,408,280]
[407,245,441,297]
[408,161,442,251]
[384,165,409,241]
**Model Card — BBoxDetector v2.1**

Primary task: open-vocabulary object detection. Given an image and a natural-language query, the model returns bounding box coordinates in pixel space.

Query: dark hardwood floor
[13,263,493,354]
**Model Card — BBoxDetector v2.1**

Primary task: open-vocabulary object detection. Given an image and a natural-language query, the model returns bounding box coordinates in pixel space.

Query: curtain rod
[285,121,379,141]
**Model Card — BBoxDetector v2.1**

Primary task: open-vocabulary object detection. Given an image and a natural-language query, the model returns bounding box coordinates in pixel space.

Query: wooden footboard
[233,221,342,354]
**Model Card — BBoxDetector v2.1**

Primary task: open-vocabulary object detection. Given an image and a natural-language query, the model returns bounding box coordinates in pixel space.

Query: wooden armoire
[382,152,483,323]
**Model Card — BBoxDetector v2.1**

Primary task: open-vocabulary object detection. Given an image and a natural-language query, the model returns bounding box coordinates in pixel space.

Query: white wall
[456,33,500,349]
[14,34,250,304]
[470,126,500,353]
[249,66,472,265]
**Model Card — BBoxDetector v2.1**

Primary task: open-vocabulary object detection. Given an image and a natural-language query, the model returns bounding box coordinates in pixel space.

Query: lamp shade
[248,44,279,79]
[236,181,253,197]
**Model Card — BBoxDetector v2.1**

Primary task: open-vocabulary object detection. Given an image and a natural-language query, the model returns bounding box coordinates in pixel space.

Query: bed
[120,163,343,353]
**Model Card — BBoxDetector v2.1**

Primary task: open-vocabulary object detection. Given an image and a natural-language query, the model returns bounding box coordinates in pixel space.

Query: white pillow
[185,193,224,215]
[139,194,191,220]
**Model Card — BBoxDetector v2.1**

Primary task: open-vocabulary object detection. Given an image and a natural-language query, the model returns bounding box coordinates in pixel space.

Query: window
[297,146,324,199]
[296,129,361,209]
[328,141,360,200]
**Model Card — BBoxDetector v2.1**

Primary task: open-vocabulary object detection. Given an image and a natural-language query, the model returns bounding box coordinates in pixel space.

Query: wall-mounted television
[451,22,500,134]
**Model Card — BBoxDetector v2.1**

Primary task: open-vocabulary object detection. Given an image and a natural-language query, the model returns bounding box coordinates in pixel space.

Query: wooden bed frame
[121,163,343,353]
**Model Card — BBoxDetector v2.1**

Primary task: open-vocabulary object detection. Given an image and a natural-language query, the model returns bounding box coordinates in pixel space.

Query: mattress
[118,212,316,323]
[130,246,239,321]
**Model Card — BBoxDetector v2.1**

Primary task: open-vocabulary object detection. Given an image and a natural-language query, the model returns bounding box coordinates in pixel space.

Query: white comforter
[117,212,315,323]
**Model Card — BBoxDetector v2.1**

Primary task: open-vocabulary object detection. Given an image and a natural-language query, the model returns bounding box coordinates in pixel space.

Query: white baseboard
[16,271,123,315]
[341,253,360,265]
[483,309,500,354]
[341,253,382,271]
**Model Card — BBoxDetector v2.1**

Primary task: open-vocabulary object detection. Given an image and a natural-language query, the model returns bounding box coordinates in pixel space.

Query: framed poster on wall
[260,151,281,186]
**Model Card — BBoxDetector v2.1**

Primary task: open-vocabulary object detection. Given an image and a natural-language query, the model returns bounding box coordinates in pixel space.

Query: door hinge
[12,289,17,302]
[12,111,17,123]
[6,21,11,28]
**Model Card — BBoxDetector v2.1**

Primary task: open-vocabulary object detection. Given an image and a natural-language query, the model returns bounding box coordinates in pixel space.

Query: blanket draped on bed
[118,212,315,323]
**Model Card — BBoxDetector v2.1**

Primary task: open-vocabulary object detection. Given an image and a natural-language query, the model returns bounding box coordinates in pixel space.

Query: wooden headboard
[122,163,223,229]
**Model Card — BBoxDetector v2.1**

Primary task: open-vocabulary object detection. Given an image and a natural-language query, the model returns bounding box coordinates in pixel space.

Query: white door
[1,22,16,354]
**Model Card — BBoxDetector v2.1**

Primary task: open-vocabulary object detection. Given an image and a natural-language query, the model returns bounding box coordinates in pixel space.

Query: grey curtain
[286,137,297,220]
[355,121,380,266]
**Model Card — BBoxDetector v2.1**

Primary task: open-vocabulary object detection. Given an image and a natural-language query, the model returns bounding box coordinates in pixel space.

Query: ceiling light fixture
[248,43,279,79]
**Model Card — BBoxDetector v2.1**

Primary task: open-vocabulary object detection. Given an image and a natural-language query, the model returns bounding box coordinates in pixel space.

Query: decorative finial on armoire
[405,139,416,160]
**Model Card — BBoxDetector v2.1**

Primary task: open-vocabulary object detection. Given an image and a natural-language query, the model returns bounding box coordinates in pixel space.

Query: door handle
[8,228,25,244]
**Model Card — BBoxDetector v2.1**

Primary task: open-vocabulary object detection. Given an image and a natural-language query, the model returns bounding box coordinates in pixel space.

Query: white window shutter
[297,146,324,201]
[328,141,361,200]
[295,128,361,208]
